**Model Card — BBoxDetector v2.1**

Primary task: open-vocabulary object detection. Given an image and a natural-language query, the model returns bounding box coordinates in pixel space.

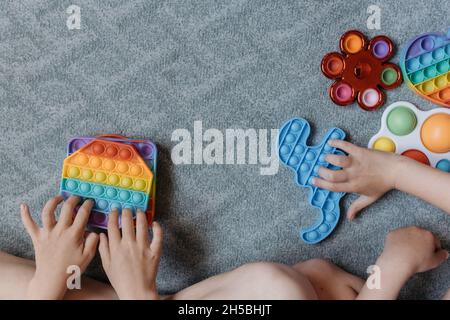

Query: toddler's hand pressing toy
[21,195,99,300]
[98,209,163,300]
[313,140,450,219]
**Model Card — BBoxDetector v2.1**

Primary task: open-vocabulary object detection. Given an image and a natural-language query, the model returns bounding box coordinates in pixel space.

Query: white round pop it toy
[368,101,450,171]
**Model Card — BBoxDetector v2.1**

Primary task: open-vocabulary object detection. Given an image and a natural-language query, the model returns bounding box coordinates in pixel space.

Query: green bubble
[387,106,417,136]
[381,68,398,86]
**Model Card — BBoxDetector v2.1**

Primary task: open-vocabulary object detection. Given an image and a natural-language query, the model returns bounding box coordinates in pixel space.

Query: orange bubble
[90,156,102,168]
[344,34,363,54]
[130,165,142,176]
[93,143,105,155]
[75,154,89,165]
[438,87,450,102]
[117,162,129,173]
[420,113,450,153]
[103,159,115,171]
[106,146,118,157]
[119,148,132,160]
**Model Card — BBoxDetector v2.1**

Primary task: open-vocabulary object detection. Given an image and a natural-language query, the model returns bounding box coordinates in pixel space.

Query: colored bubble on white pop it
[369,101,450,170]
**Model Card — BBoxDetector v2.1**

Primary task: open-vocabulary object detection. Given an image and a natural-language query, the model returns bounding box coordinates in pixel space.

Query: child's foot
[293,259,364,300]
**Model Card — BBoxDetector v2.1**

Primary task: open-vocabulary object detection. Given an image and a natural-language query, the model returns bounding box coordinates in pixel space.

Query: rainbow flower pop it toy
[321,30,402,111]
[278,118,346,244]
[369,101,450,172]
[60,135,157,229]
[400,28,450,107]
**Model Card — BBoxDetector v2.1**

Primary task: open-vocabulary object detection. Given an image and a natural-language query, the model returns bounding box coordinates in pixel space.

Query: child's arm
[21,196,99,299]
[312,139,450,219]
[357,226,449,300]
[98,209,162,300]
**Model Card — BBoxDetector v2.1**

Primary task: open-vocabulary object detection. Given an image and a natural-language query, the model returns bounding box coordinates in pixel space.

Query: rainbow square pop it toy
[400,28,450,108]
[60,135,157,229]
[321,30,402,111]
[369,101,450,172]
[278,118,346,244]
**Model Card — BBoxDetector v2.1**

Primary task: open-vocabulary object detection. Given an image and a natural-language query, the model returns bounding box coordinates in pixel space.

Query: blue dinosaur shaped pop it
[278,118,346,244]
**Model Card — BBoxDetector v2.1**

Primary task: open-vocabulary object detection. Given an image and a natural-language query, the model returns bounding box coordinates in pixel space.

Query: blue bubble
[436,159,450,172]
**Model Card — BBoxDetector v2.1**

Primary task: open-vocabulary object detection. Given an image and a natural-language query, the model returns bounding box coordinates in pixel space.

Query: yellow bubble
[95,172,106,182]
[67,166,80,178]
[103,159,116,171]
[373,137,396,153]
[421,81,435,94]
[82,169,93,180]
[108,174,119,185]
[90,157,102,168]
[134,179,147,191]
[121,177,133,188]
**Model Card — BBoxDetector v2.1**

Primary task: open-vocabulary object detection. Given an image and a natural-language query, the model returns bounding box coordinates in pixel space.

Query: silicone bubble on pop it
[61,136,157,230]
[278,118,346,244]
[369,101,450,171]
[400,28,450,107]
[321,30,402,111]
[420,113,450,153]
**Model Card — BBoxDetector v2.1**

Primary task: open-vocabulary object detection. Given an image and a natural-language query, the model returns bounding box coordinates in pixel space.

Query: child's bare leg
[171,262,318,300]
[293,259,364,300]
[0,251,117,300]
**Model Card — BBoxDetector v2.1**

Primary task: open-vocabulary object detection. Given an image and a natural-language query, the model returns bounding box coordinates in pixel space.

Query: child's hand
[356,226,448,299]
[312,140,401,220]
[379,226,449,275]
[21,195,99,299]
[98,209,163,300]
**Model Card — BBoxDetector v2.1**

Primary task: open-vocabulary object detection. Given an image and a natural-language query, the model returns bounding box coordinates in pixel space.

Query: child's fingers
[82,232,99,261]
[150,222,163,258]
[98,233,110,266]
[58,196,81,228]
[136,210,149,247]
[20,204,39,240]
[41,195,63,229]
[312,177,349,193]
[325,154,352,168]
[72,199,94,233]
[347,195,379,220]
[121,208,135,242]
[318,166,348,183]
[107,209,121,245]
[328,139,359,154]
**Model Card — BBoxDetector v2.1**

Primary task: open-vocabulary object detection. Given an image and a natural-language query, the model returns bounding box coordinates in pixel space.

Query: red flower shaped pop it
[321,30,403,111]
